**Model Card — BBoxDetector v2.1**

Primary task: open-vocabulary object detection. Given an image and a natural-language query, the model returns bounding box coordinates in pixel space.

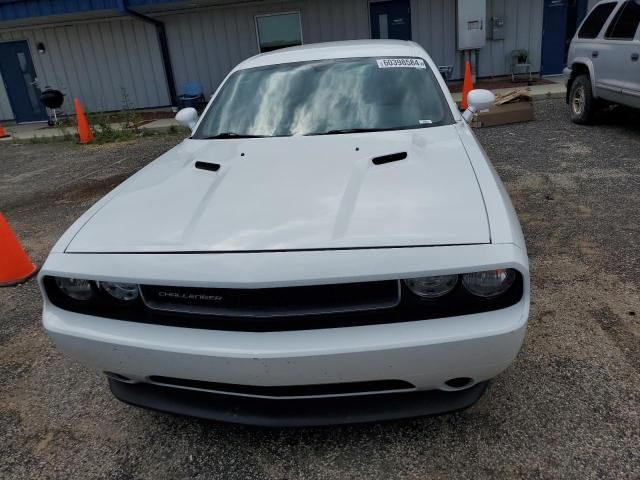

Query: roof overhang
[0,0,277,28]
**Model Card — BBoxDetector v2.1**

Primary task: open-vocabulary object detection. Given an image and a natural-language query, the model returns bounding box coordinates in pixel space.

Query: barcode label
[377,58,427,69]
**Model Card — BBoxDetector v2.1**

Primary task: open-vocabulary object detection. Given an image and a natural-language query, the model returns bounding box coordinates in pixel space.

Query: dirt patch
[3,172,132,215]
[56,173,131,204]
[593,306,640,371]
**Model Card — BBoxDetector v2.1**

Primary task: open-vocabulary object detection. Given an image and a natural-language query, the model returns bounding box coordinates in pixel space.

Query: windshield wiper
[305,127,399,136]
[198,132,268,139]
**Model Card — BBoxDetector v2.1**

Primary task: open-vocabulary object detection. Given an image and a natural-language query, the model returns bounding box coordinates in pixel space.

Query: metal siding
[88,21,117,109]
[122,20,149,106]
[42,27,74,103]
[478,0,544,78]
[164,1,318,98]
[0,17,170,118]
[442,0,458,76]
[235,7,254,59]
[410,0,460,76]
[528,0,544,73]
[161,0,544,98]
[163,0,412,98]
[158,0,376,95]
[0,0,546,119]
[97,21,125,107]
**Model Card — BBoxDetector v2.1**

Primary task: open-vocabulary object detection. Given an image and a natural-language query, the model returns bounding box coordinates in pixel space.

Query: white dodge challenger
[39,40,529,426]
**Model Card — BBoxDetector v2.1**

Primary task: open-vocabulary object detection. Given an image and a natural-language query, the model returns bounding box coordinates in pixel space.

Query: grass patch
[13,125,185,146]
[20,128,185,145]
[14,90,186,145]
[89,91,143,144]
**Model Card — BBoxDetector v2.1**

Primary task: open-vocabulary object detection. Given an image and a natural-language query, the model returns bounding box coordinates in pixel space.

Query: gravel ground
[0,100,638,479]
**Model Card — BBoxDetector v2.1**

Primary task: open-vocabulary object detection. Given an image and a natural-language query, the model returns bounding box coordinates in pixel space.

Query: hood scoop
[195,161,220,172]
[372,152,407,165]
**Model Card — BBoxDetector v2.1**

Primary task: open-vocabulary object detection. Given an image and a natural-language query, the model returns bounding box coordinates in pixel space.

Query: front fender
[567,58,598,100]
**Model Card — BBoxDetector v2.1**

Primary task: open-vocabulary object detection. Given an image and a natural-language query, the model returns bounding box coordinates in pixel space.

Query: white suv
[565,0,640,123]
[39,40,529,426]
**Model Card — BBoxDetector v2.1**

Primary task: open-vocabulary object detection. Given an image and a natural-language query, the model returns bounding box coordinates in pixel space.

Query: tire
[569,74,599,124]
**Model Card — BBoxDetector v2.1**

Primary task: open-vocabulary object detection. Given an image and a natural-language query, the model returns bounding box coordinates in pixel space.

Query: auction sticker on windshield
[377,58,426,69]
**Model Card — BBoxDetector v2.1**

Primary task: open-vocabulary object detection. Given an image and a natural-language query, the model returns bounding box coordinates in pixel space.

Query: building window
[255,12,302,53]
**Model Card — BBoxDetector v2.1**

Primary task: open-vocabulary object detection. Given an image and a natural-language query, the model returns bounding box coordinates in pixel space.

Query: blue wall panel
[0,0,181,22]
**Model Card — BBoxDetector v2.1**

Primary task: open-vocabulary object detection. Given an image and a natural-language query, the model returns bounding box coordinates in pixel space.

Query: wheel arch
[566,60,597,103]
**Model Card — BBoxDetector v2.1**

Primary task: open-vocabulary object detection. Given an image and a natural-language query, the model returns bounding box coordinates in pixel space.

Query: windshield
[192,57,453,138]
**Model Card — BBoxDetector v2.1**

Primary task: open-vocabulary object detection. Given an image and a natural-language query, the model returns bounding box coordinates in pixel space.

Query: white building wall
[0,15,170,120]
[162,0,544,99]
[480,0,545,78]
[161,0,372,100]
[0,0,544,121]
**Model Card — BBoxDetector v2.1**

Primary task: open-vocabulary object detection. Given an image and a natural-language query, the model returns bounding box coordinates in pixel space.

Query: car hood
[66,126,490,253]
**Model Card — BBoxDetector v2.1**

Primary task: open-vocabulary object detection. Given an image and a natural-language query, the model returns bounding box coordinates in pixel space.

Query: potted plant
[517,51,528,65]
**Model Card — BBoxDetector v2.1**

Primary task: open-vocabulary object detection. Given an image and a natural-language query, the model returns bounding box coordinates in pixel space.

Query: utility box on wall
[489,16,506,40]
[457,0,487,50]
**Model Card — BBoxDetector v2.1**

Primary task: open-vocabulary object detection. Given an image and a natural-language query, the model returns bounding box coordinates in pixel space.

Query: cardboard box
[471,100,534,128]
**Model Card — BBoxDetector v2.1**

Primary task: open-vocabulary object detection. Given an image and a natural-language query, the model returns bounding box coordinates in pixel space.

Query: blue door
[542,0,570,75]
[0,41,47,123]
[370,0,412,41]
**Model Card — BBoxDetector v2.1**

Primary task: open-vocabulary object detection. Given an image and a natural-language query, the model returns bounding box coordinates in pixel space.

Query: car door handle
[592,51,599,58]
[632,53,639,61]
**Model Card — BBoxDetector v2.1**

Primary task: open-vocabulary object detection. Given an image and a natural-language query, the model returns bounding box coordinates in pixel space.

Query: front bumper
[44,298,527,424]
[45,299,526,389]
[41,244,529,425]
[109,378,490,427]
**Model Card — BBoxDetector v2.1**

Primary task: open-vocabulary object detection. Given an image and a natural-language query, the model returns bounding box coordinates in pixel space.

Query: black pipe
[118,0,178,107]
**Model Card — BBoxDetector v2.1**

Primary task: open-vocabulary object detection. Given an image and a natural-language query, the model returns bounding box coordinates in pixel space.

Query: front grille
[140,281,400,317]
[44,273,524,332]
[148,376,415,398]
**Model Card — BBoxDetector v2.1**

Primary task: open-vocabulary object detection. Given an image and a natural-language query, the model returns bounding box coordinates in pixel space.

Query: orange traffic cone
[0,213,37,287]
[0,123,9,139]
[74,98,95,144]
[460,60,474,111]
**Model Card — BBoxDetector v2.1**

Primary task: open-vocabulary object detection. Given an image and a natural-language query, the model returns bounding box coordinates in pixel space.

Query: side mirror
[462,89,496,123]
[175,107,199,132]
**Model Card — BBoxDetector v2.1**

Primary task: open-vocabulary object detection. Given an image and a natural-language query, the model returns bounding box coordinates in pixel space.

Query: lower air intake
[148,376,415,398]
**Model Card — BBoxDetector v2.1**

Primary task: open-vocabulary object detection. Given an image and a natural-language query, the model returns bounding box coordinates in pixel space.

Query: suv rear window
[605,0,640,39]
[578,2,617,38]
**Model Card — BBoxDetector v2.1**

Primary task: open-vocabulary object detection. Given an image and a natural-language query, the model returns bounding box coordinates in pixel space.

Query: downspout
[117,0,178,108]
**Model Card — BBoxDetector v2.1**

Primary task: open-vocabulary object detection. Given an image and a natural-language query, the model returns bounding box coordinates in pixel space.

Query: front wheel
[569,74,599,124]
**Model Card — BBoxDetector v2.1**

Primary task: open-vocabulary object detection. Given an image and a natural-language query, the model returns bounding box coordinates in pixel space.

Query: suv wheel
[570,74,599,124]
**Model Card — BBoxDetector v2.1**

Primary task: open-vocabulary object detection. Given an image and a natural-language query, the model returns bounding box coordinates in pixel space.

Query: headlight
[404,275,458,298]
[54,277,93,301]
[99,281,139,301]
[462,269,516,298]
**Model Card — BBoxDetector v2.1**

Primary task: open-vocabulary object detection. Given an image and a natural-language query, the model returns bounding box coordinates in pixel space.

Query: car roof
[235,40,430,70]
